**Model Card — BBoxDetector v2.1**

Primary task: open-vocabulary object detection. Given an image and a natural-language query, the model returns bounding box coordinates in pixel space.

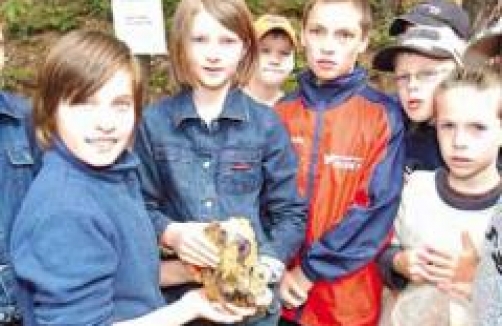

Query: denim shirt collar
[173,88,249,128]
[298,66,367,110]
[0,92,23,119]
[47,139,139,182]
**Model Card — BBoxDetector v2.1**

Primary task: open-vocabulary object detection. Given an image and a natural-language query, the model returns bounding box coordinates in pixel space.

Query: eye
[308,27,322,35]
[280,50,292,57]
[190,35,207,43]
[336,30,354,40]
[259,47,271,54]
[112,96,133,112]
[470,123,487,132]
[438,122,455,131]
[221,36,238,45]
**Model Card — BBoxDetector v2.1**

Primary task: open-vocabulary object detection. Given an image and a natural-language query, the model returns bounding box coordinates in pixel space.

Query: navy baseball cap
[373,26,465,72]
[389,0,471,40]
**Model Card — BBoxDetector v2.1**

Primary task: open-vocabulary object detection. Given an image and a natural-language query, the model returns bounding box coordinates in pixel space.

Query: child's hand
[279,265,312,309]
[254,286,273,308]
[159,260,200,286]
[164,222,219,267]
[182,290,256,324]
[393,248,430,283]
[418,232,479,286]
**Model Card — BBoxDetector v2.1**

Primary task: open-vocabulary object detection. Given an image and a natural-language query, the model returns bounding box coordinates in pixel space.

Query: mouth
[449,156,472,166]
[316,59,336,70]
[407,99,423,110]
[204,67,224,73]
[85,137,119,150]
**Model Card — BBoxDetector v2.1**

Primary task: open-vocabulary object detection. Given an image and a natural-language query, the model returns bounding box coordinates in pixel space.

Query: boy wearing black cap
[373,25,465,172]
[390,0,471,40]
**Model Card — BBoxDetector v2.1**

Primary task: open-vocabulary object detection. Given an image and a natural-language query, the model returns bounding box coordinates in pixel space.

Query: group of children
[0,0,501,325]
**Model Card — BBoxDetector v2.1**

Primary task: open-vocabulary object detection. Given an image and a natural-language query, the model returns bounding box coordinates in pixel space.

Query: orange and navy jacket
[276,67,404,326]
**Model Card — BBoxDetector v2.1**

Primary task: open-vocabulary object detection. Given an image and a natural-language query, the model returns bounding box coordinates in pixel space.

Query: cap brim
[389,15,443,36]
[466,34,501,58]
[256,25,298,48]
[373,45,453,72]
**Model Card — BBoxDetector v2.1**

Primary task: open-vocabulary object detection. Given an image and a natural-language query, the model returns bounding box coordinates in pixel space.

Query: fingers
[280,273,308,308]
[222,302,257,317]
[255,287,273,307]
[461,231,476,253]
[178,232,220,267]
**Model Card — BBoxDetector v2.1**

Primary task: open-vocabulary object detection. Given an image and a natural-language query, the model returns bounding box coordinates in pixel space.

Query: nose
[96,109,116,133]
[452,129,468,149]
[319,37,335,55]
[204,42,222,64]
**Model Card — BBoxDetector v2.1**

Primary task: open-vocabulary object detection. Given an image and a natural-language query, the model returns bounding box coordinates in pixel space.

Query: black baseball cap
[389,0,471,40]
[373,26,465,72]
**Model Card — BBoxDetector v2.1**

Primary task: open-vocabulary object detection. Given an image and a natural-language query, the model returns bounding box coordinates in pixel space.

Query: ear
[357,34,369,55]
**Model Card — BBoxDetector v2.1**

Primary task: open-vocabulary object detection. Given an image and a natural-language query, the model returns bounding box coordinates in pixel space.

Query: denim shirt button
[204,200,213,208]
[203,161,211,169]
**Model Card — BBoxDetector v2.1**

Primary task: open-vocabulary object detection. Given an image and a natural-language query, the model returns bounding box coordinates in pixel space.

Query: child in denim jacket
[0,20,39,325]
[134,0,307,325]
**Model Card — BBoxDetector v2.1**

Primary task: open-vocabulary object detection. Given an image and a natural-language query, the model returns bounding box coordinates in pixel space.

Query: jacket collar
[298,66,367,110]
[0,92,23,119]
[46,139,139,182]
[173,88,249,128]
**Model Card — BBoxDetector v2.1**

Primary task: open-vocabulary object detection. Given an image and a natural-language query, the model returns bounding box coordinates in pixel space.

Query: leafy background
[1,0,500,100]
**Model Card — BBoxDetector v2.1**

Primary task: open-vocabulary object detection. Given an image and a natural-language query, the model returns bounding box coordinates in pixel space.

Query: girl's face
[394,53,455,122]
[56,69,135,167]
[187,9,245,91]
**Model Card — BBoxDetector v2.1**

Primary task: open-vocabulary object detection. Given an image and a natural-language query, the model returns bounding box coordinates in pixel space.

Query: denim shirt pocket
[218,148,262,194]
[152,143,194,189]
[7,144,34,190]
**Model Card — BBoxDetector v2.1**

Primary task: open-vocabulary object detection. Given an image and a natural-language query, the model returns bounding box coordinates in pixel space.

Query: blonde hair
[433,66,502,119]
[169,0,257,88]
[302,0,372,37]
[34,30,143,148]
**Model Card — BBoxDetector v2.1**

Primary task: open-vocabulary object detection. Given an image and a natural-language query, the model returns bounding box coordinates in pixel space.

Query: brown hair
[433,66,502,118]
[302,0,372,37]
[34,30,142,149]
[169,0,258,88]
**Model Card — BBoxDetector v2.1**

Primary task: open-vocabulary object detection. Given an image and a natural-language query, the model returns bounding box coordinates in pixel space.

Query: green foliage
[86,0,111,18]
[0,66,34,91]
[1,0,32,27]
[2,1,80,36]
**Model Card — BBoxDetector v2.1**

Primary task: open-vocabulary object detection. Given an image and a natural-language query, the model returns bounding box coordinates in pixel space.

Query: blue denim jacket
[135,88,307,263]
[0,91,39,321]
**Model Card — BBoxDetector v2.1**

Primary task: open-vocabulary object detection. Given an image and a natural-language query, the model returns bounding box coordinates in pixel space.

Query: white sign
[112,0,167,55]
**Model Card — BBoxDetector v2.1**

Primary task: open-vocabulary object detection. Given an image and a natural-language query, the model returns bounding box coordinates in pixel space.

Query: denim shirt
[0,91,38,321]
[135,88,307,263]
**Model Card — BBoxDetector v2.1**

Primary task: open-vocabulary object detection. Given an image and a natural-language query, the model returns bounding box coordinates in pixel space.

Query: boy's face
[301,1,368,81]
[187,9,245,91]
[395,52,455,122]
[436,85,502,186]
[56,69,135,167]
[255,32,294,88]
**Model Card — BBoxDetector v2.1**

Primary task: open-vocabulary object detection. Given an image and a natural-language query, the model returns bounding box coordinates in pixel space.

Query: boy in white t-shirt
[380,66,502,325]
